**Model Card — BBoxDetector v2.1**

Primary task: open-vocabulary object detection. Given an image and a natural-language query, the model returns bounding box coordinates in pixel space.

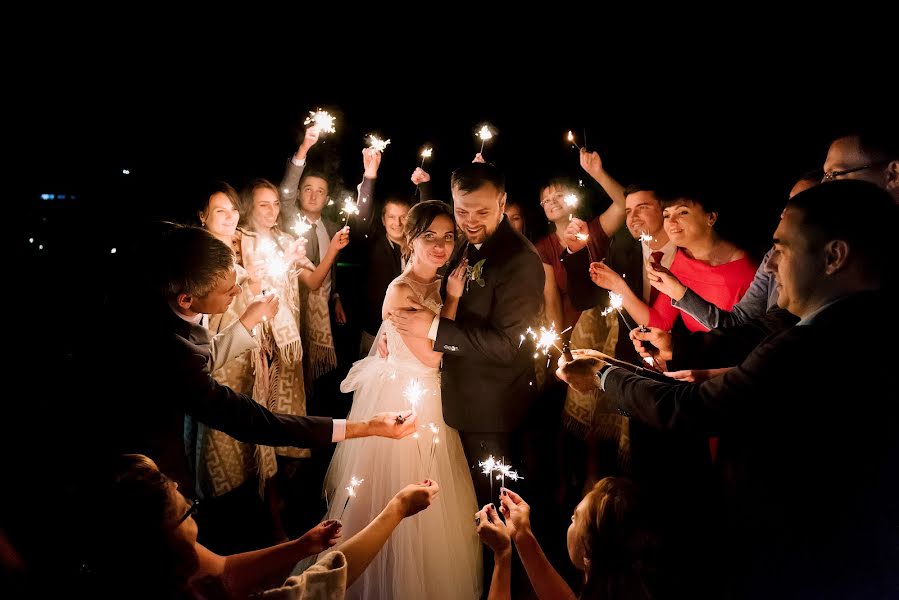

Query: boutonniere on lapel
[465,259,486,291]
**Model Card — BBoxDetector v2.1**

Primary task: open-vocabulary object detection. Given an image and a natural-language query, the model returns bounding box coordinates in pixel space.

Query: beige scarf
[299,258,336,388]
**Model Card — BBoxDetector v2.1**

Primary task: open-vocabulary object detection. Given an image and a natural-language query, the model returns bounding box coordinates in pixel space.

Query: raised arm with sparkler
[578,148,627,237]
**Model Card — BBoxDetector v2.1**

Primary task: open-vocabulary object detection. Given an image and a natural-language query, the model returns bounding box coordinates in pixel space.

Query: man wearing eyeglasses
[632,128,898,373]
[822,129,899,194]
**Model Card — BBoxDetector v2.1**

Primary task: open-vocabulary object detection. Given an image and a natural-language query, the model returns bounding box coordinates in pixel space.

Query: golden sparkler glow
[403,379,426,411]
[638,231,654,243]
[477,125,493,141]
[368,135,391,152]
[345,476,364,498]
[292,215,312,238]
[421,147,433,159]
[303,109,336,134]
[600,292,624,316]
[340,196,360,218]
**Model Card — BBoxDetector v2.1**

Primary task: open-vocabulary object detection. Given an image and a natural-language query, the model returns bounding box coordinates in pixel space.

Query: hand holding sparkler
[565,217,590,254]
[476,124,494,156]
[390,480,440,518]
[362,147,383,179]
[498,488,532,543]
[296,519,343,555]
[554,351,607,394]
[296,126,321,161]
[646,262,687,302]
[579,148,604,181]
[472,152,486,163]
[411,167,431,186]
[475,504,511,555]
[589,262,628,296]
[239,293,280,331]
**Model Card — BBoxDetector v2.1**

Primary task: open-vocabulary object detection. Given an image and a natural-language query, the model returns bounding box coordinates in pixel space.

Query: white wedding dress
[324,274,482,599]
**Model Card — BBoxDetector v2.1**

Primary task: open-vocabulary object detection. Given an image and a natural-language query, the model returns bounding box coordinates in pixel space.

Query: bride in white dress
[324,200,482,599]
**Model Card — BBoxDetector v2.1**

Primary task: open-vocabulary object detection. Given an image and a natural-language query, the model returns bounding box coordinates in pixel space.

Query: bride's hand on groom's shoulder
[392,480,440,517]
[446,259,468,299]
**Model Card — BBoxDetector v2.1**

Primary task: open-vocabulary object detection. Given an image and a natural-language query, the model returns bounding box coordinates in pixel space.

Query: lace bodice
[383,274,442,372]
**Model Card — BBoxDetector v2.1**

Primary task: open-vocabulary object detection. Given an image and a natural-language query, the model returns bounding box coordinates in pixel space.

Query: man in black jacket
[391,162,544,502]
[557,181,899,597]
[109,226,416,489]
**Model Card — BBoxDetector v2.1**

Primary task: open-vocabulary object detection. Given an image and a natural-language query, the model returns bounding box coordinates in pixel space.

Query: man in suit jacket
[110,226,417,489]
[392,162,545,502]
[557,181,898,597]
[351,149,413,356]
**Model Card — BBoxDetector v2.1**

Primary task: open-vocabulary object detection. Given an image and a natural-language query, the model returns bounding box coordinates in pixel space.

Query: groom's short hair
[451,162,505,195]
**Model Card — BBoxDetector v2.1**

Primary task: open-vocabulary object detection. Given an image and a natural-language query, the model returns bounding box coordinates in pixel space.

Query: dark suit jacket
[351,177,402,336]
[361,233,402,335]
[669,306,799,370]
[112,306,333,487]
[561,227,644,363]
[436,216,545,432]
[604,291,898,597]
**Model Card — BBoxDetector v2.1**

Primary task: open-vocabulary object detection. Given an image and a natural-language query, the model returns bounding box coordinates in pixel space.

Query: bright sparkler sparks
[421,147,433,159]
[338,475,365,521]
[340,196,360,225]
[258,238,289,280]
[368,135,391,152]
[403,379,426,411]
[575,233,589,241]
[477,125,493,141]
[638,231,654,243]
[304,109,336,134]
[292,215,312,238]
[600,292,624,317]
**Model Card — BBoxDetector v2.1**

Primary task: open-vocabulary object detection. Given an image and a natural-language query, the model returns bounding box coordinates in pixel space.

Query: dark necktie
[390,240,402,271]
[649,251,665,303]
[308,222,321,266]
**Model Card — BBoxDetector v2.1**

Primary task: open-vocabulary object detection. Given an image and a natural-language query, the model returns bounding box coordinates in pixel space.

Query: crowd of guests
[7,122,897,599]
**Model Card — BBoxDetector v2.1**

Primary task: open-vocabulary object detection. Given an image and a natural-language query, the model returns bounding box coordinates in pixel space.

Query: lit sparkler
[420,146,433,168]
[338,476,364,521]
[567,130,580,150]
[340,196,360,227]
[368,135,391,152]
[304,109,336,134]
[477,124,493,154]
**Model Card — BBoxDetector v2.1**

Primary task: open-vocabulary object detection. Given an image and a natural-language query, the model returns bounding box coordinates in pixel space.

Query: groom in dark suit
[392,162,545,503]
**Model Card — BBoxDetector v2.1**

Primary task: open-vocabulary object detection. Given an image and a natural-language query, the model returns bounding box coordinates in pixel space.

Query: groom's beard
[458,219,499,245]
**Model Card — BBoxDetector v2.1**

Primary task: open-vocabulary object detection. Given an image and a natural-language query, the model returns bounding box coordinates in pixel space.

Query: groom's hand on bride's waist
[389,298,435,339]
[345,410,418,440]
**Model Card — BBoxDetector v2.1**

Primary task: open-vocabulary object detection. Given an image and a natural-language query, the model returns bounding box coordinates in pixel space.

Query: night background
[5,33,895,593]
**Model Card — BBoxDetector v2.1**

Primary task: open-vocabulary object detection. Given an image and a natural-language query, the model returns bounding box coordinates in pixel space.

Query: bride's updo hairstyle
[402,200,454,260]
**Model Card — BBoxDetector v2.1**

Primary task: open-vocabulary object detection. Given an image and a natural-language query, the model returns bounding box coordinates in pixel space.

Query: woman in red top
[590,193,756,333]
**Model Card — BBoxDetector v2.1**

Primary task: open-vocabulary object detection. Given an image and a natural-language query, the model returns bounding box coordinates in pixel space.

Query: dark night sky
[14,40,894,343]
